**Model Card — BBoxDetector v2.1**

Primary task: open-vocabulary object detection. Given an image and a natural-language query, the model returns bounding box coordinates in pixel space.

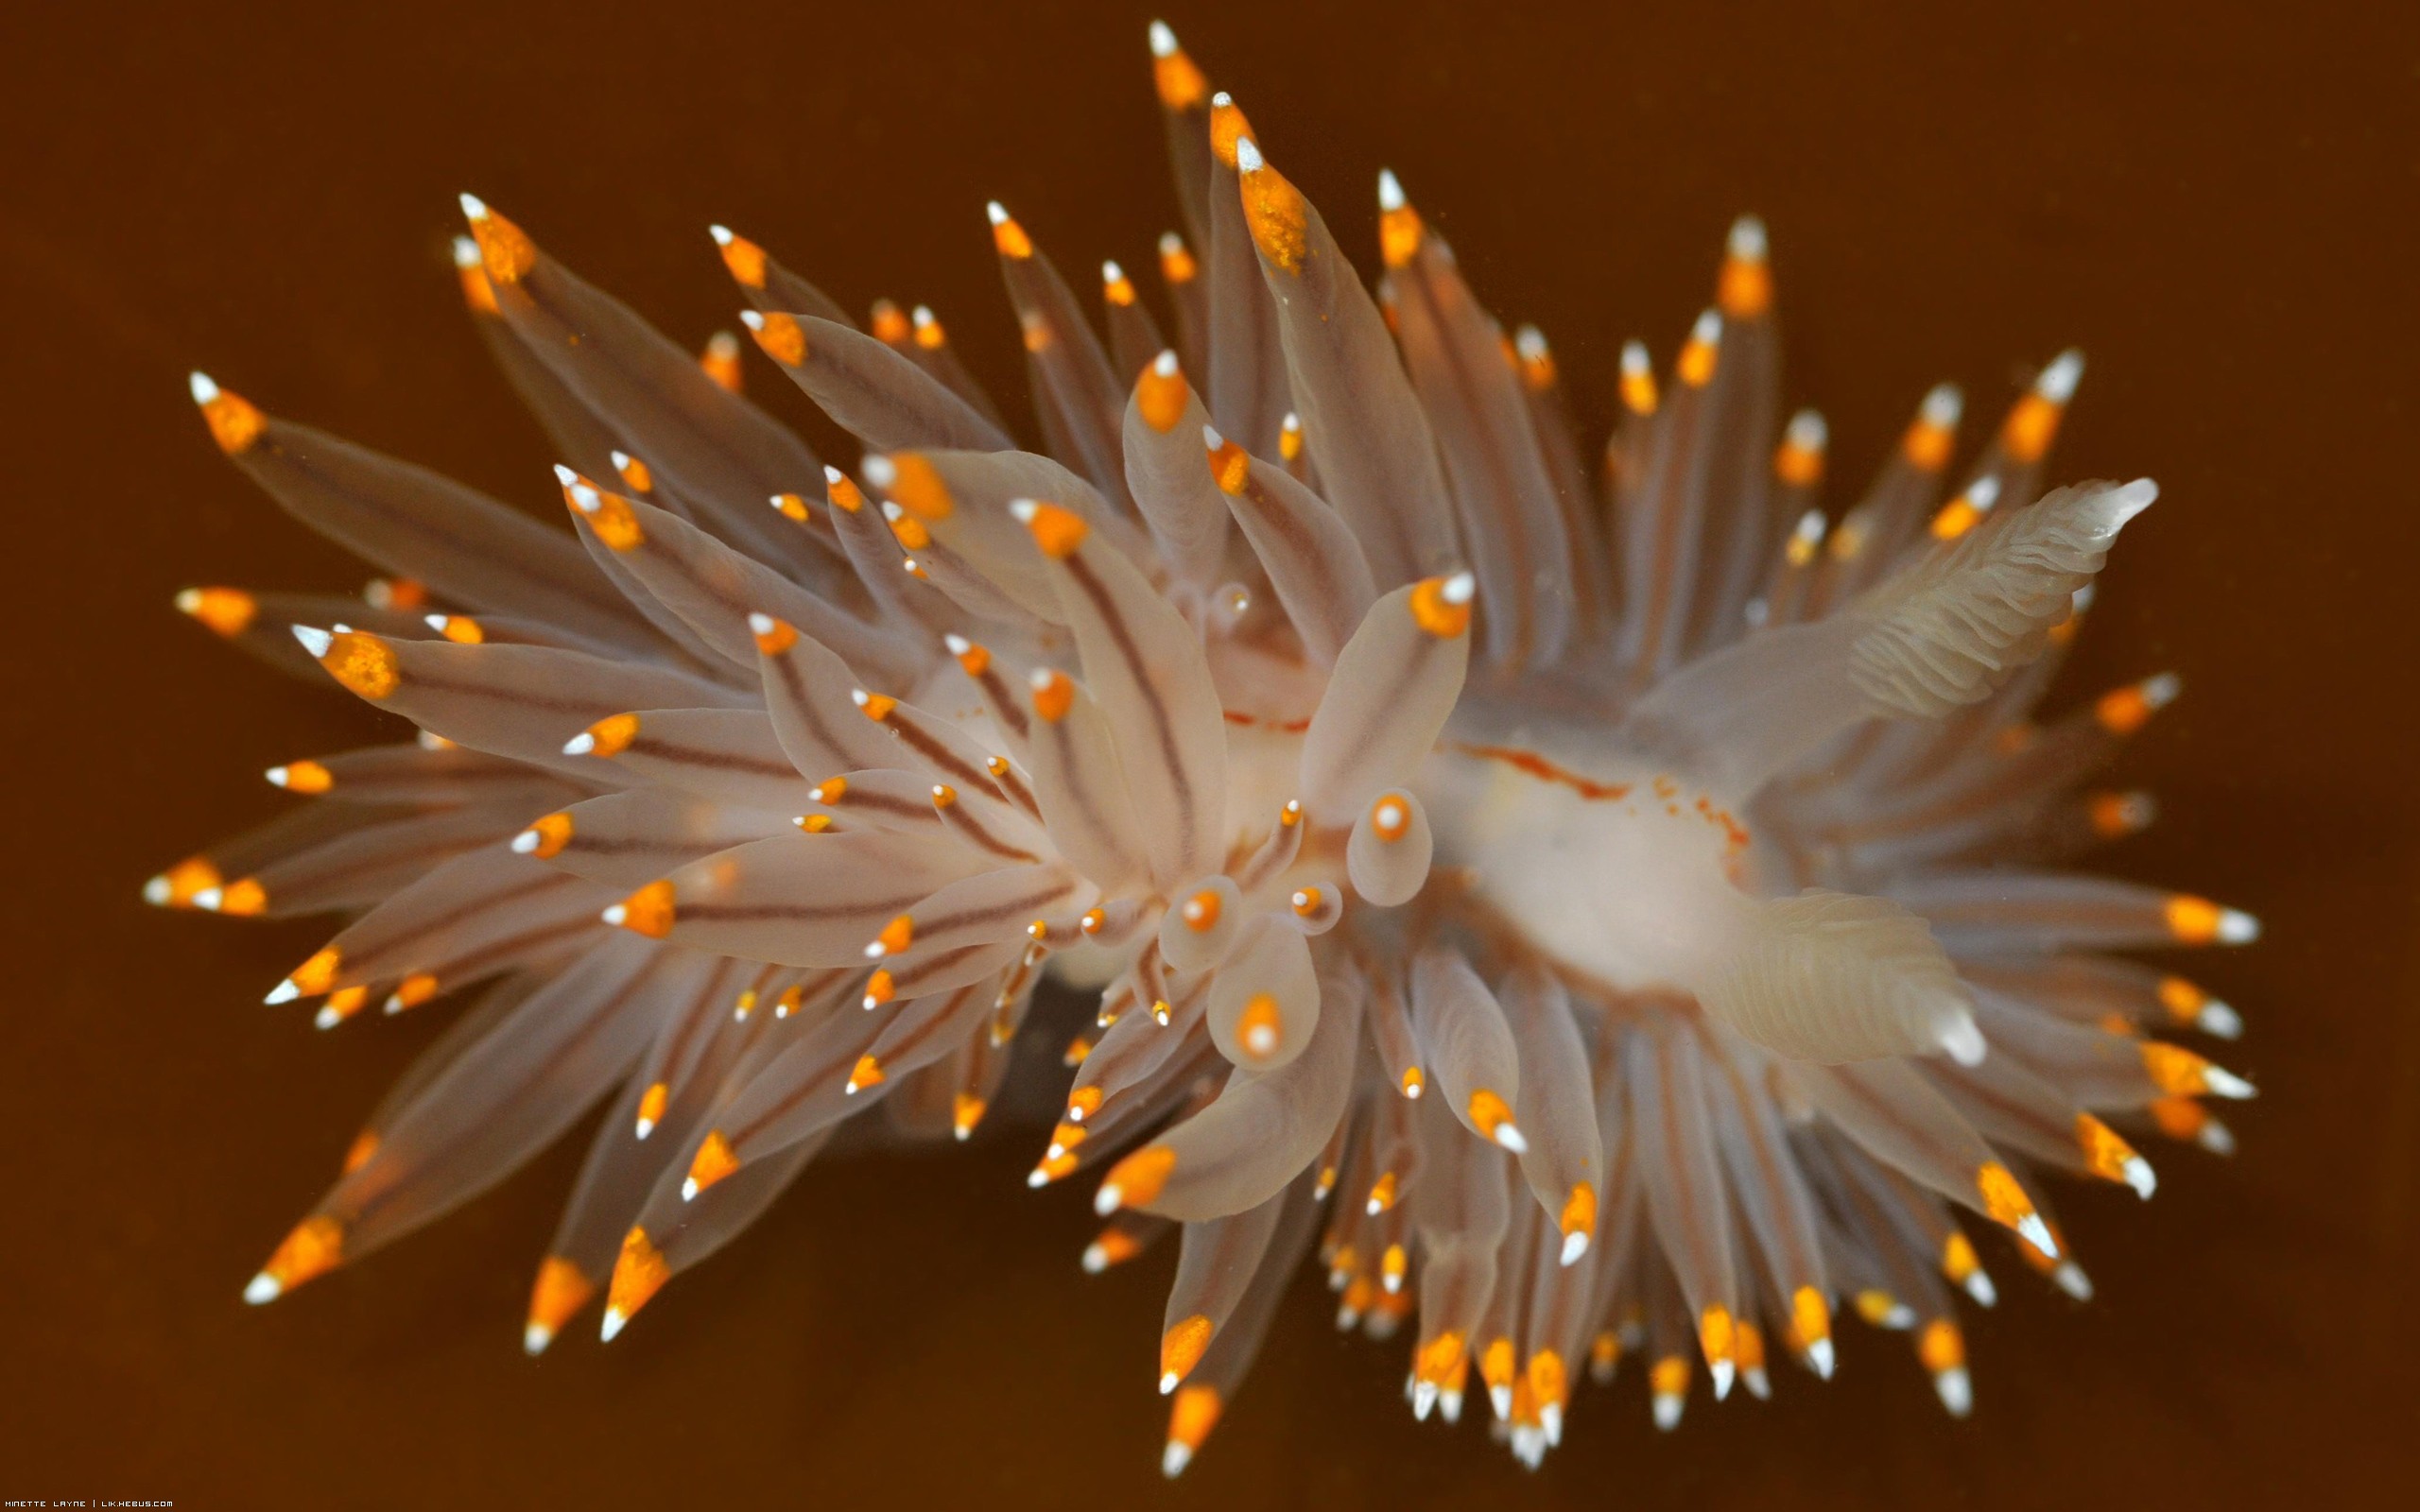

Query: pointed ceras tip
[188,370,220,404]
[458,193,489,221]
[1233,135,1264,174]
[1376,167,1406,211]
[524,1321,553,1355]
[599,1307,628,1342]
[1149,19,1177,56]
[243,1271,282,1305]
[2039,348,2085,403]
[1728,215,1769,261]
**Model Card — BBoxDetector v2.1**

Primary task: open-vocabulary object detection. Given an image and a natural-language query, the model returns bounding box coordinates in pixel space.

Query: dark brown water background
[3,0,2416,1504]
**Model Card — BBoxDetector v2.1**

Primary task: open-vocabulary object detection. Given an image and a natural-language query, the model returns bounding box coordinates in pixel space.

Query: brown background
[3,0,2416,1504]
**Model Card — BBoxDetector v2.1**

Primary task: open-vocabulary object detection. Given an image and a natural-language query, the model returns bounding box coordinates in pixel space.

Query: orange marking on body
[1719,256,1771,319]
[2157,975,2207,1024]
[157,855,222,907]
[2163,895,2225,943]
[1103,1144,1177,1209]
[952,1092,987,1138]
[287,947,342,997]
[1903,415,1955,472]
[606,1226,669,1323]
[261,1214,345,1292]
[752,616,799,656]
[717,231,769,289]
[1029,670,1075,723]
[1161,1314,1214,1385]
[1775,438,1823,488]
[1167,1383,1221,1455]
[700,325,748,386]
[1975,1160,2039,1232]
[686,1129,740,1196]
[2002,391,2063,463]
[2076,1112,2141,1184]
[390,972,439,1010]
[1153,43,1208,110]
[747,312,806,366]
[1468,1087,1517,1142]
[1409,575,1472,638]
[878,454,955,520]
[1206,433,1251,494]
[1449,742,1634,802]
[178,586,257,637]
[527,1257,594,1339]
[1416,1330,1467,1384]
[1159,234,1198,285]
[1208,96,1255,169]
[1137,356,1188,434]
[2148,1094,2210,1140]
[1379,202,1423,269]
[320,631,400,700]
[466,204,537,284]
[613,880,676,939]
[2141,1040,2216,1096]
[1020,501,1090,558]
[1366,1170,1399,1213]
[635,1081,668,1134]
[199,386,267,455]
[1561,1182,1597,1243]
[216,877,268,916]
[1238,150,1309,272]
[580,713,641,758]
[848,1054,885,1091]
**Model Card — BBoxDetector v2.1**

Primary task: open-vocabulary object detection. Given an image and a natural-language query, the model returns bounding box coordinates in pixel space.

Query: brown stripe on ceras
[1059,550,1198,868]
[834,788,942,823]
[650,957,757,1096]
[344,949,672,1221]
[1933,1062,2070,1151]
[968,662,1032,744]
[1818,1071,1972,1280]
[566,833,736,860]
[278,440,638,625]
[625,734,802,780]
[1392,257,1537,665]
[394,668,741,760]
[912,873,1081,946]
[344,868,584,979]
[1238,470,1361,613]
[764,651,862,772]
[1037,713,1135,875]
[418,916,622,1005]
[728,1018,885,1150]
[679,881,935,927]
[1652,1024,1726,1292]
[1705,1049,1821,1286]
[877,706,1008,800]
[1629,388,1709,678]
[875,979,991,1063]
[278,819,510,894]
[937,799,1043,864]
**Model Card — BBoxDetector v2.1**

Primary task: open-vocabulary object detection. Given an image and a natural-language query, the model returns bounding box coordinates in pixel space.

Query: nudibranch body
[159,20,2254,1476]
